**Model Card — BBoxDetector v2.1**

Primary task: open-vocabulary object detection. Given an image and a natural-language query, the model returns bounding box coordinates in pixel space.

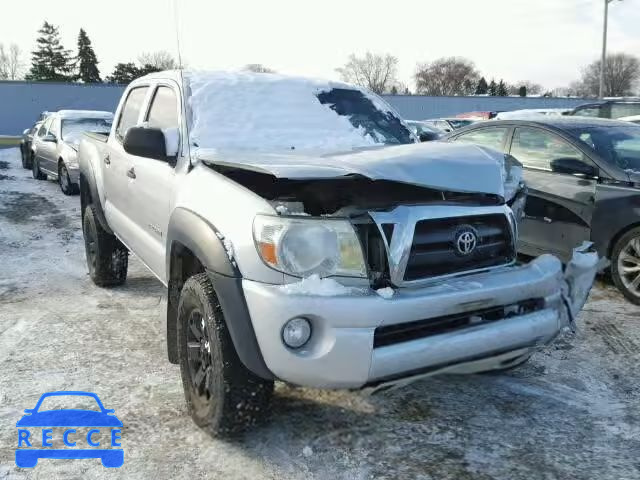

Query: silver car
[31,110,113,195]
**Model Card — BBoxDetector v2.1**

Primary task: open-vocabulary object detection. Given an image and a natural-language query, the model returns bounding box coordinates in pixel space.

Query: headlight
[253,215,367,278]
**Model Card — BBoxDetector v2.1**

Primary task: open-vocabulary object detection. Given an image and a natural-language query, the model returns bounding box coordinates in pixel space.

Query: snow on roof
[55,110,114,120]
[184,71,394,153]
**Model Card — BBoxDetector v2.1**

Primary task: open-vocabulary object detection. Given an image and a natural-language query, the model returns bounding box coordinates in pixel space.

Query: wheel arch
[165,208,273,380]
[79,160,111,233]
[607,221,640,259]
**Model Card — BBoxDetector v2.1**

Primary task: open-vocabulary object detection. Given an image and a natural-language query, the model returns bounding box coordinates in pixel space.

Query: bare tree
[414,57,479,96]
[336,52,399,94]
[0,43,23,80]
[137,50,179,70]
[574,53,640,97]
[243,64,275,73]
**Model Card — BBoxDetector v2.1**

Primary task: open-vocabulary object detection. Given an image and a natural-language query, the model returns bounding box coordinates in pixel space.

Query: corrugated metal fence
[0,81,591,135]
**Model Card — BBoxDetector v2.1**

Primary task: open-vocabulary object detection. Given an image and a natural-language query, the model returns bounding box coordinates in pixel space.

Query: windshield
[570,125,640,172]
[406,121,439,136]
[449,119,475,129]
[316,88,413,145]
[61,118,112,144]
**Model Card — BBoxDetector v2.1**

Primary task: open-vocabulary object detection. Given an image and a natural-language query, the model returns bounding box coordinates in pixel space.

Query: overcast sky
[4,0,640,89]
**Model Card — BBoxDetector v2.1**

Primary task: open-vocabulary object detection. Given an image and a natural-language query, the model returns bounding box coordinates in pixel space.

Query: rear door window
[510,127,591,172]
[454,127,508,151]
[611,103,640,119]
[116,87,149,141]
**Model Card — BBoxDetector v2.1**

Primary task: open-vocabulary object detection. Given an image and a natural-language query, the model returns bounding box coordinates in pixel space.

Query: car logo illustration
[15,391,123,468]
[454,226,478,255]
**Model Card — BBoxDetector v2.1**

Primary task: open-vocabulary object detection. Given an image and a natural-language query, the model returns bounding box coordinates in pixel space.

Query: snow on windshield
[62,118,112,145]
[186,71,413,153]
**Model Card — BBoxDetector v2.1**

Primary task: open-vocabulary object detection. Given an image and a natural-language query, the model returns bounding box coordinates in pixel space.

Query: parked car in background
[422,118,478,133]
[495,108,572,120]
[31,110,113,195]
[568,99,640,119]
[78,70,596,436]
[447,117,640,303]
[620,115,640,125]
[405,120,443,141]
[457,111,499,120]
[19,121,42,169]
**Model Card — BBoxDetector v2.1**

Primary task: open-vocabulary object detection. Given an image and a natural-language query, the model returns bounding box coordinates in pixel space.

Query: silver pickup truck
[78,70,599,437]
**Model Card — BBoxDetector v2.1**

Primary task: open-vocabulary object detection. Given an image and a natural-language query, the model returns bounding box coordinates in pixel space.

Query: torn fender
[560,242,602,330]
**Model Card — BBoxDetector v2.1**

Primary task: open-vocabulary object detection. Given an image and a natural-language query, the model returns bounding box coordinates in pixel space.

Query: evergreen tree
[475,76,488,95]
[26,22,73,81]
[518,85,527,97]
[497,79,508,96]
[76,28,101,83]
[488,79,497,96]
[106,63,141,84]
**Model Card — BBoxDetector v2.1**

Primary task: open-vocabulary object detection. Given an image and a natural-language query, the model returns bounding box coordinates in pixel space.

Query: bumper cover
[242,246,599,388]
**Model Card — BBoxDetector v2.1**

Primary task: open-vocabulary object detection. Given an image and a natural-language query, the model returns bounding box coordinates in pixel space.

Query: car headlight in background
[253,215,367,278]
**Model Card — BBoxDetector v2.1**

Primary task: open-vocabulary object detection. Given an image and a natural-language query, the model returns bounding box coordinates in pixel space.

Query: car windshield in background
[61,118,112,143]
[449,119,475,129]
[317,88,414,145]
[571,125,640,171]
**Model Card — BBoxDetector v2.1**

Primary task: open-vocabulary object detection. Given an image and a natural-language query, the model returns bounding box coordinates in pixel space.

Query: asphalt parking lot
[0,147,638,480]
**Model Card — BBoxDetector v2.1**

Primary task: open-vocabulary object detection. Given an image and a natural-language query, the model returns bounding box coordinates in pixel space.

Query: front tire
[58,162,79,195]
[31,155,46,180]
[82,205,128,287]
[20,146,30,169]
[611,227,640,305]
[178,273,273,437]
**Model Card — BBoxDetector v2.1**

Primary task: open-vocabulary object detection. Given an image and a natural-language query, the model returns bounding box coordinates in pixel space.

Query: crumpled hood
[197,141,509,198]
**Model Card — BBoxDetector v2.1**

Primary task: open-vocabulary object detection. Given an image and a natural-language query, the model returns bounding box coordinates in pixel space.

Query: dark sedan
[447,118,640,304]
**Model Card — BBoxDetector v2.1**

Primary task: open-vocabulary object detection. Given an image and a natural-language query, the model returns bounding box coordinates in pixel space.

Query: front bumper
[242,247,598,389]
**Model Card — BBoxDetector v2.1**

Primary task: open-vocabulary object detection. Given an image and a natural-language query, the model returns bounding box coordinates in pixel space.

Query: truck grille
[404,214,514,281]
[373,298,544,348]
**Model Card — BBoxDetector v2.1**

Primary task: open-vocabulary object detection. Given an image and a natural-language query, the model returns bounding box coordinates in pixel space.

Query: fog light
[282,317,312,349]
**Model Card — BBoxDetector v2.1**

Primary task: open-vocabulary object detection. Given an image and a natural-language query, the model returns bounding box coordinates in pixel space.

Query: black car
[568,99,640,119]
[447,118,640,303]
[19,121,42,169]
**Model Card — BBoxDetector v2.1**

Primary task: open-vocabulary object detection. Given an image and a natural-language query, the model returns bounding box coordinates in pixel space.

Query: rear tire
[82,205,128,287]
[178,273,273,437]
[31,155,46,180]
[58,162,79,195]
[611,227,640,305]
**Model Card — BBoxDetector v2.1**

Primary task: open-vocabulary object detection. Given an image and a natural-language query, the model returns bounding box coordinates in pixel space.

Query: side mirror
[23,129,30,135]
[550,157,597,177]
[123,127,167,161]
[42,133,57,143]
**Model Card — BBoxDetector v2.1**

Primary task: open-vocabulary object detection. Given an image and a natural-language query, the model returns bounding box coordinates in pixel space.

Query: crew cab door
[124,84,179,280]
[508,127,597,261]
[103,85,151,252]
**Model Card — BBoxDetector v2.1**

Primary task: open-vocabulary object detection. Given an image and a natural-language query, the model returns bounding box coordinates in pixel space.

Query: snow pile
[376,287,395,299]
[279,274,362,296]
[186,71,380,153]
[215,231,236,266]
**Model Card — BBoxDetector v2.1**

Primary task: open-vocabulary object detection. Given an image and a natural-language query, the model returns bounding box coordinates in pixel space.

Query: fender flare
[165,208,273,380]
[79,159,112,234]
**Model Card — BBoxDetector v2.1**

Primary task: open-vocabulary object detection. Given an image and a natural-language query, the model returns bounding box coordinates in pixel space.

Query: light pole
[599,0,623,98]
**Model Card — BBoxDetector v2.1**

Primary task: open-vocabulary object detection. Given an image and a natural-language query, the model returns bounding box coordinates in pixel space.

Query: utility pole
[599,0,623,98]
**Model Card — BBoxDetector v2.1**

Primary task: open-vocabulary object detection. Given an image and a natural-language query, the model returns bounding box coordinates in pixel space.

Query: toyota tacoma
[78,71,599,436]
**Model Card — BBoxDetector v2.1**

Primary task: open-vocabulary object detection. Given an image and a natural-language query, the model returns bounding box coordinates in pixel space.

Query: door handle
[127,167,136,179]
[103,154,110,165]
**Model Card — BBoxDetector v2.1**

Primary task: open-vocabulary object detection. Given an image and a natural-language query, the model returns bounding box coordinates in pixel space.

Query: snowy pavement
[0,147,638,479]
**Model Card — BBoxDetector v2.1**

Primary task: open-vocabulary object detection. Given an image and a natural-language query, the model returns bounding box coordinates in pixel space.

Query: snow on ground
[0,147,639,479]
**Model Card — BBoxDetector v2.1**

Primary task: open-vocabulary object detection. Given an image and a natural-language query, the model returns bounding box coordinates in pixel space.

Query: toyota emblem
[455,226,478,255]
